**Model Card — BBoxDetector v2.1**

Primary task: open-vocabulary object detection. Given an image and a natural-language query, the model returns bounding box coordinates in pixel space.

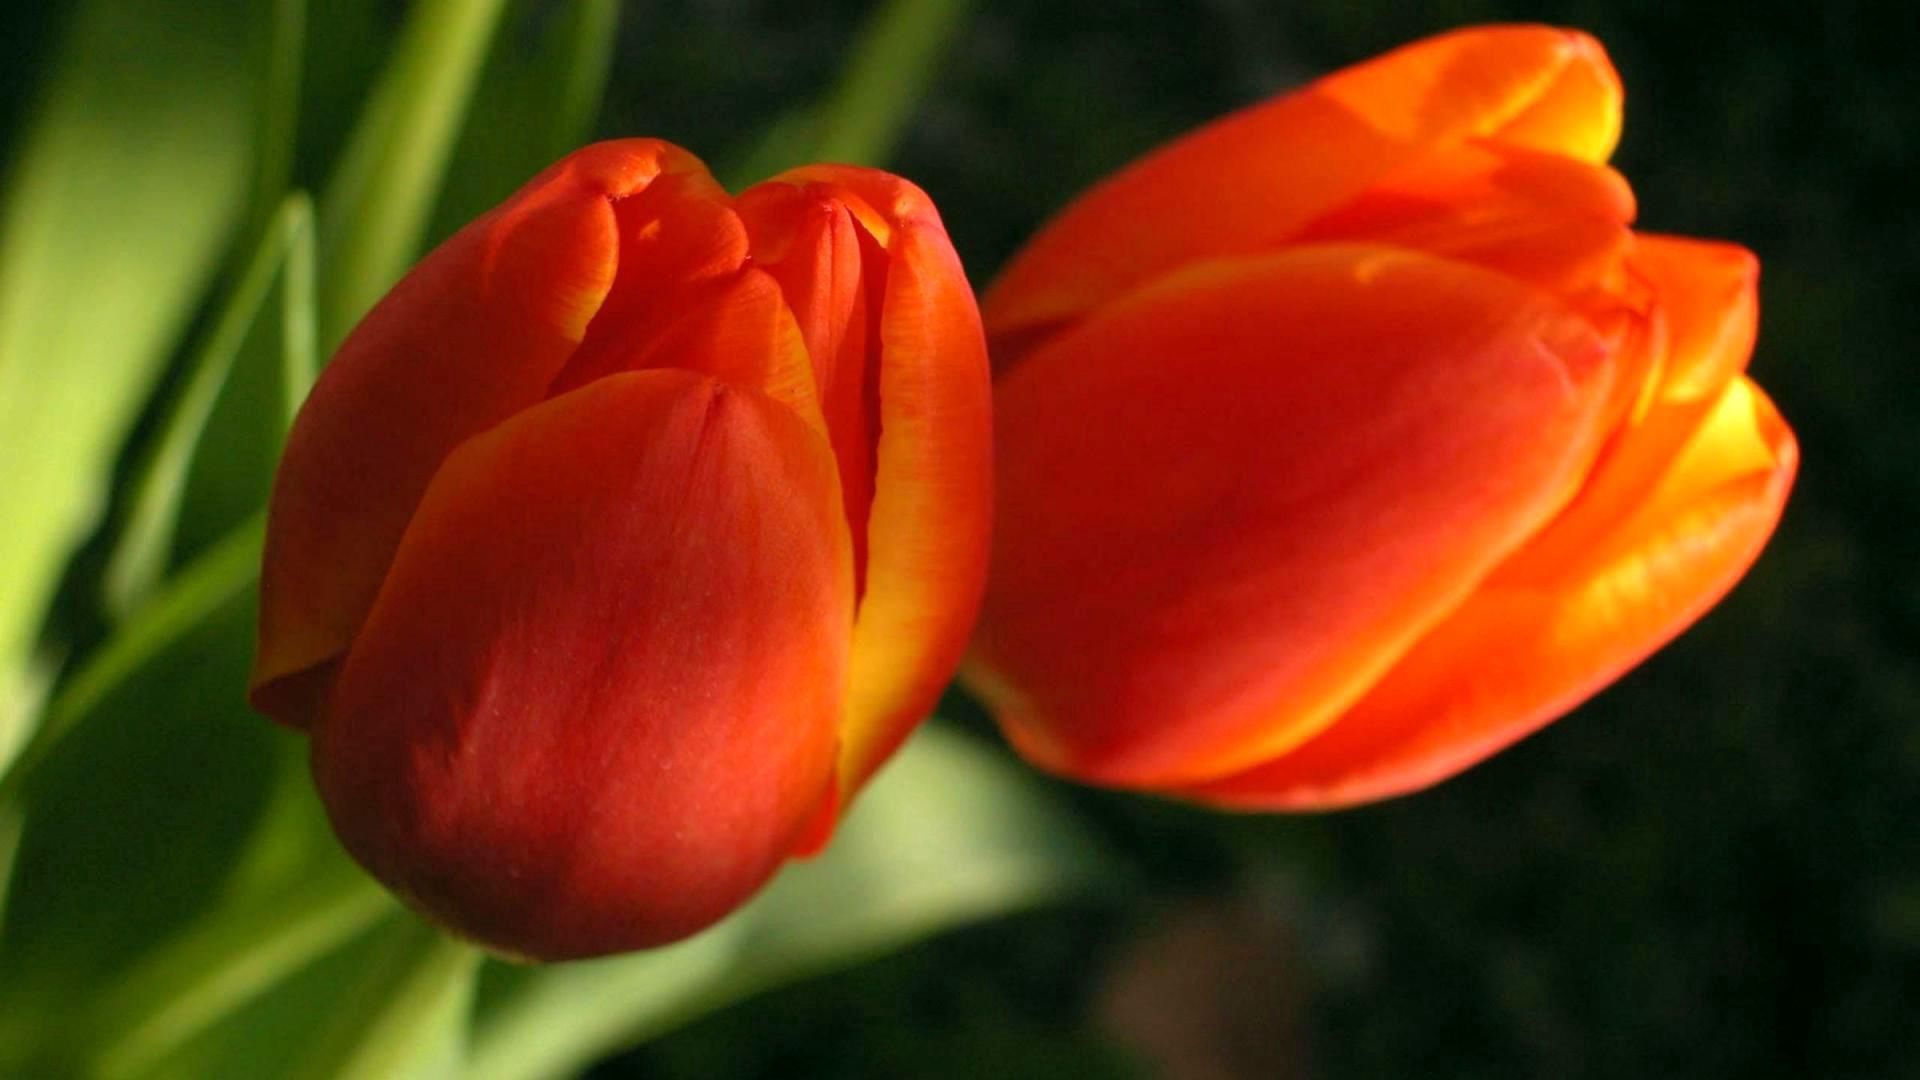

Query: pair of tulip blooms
[250,26,1796,960]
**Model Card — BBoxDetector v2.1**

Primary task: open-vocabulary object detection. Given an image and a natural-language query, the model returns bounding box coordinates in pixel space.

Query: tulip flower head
[966,26,1796,808]
[250,141,990,960]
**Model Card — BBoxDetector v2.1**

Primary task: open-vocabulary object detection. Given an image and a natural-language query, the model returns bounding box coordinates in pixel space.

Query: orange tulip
[965,26,1796,809]
[250,141,990,960]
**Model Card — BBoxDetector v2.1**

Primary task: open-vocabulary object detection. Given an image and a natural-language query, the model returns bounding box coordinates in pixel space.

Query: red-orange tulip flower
[965,26,1797,809]
[250,141,990,960]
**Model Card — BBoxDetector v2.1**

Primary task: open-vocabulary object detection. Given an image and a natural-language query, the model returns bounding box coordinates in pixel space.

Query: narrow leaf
[316,0,511,350]
[0,517,264,807]
[724,0,973,185]
[0,520,275,1073]
[0,0,254,771]
[80,851,391,1080]
[426,0,620,245]
[812,0,973,165]
[102,198,314,618]
[286,917,482,1080]
[246,0,307,239]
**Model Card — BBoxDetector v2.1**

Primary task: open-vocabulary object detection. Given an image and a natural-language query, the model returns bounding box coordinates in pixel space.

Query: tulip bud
[250,141,990,960]
[965,26,1796,808]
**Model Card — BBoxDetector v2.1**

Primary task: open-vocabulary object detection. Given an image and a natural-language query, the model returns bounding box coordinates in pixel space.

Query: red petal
[984,26,1622,347]
[311,370,852,959]
[1297,140,1636,299]
[762,166,995,803]
[967,245,1614,786]
[252,140,703,724]
[1631,234,1760,402]
[1190,376,1796,808]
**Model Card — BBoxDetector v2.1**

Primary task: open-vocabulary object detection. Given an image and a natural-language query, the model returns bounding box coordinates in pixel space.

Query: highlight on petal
[252,139,705,725]
[983,25,1624,346]
[1322,25,1621,163]
[312,369,853,960]
[1630,233,1760,402]
[1188,376,1796,809]
[836,216,994,798]
[967,244,1615,787]
[734,175,887,586]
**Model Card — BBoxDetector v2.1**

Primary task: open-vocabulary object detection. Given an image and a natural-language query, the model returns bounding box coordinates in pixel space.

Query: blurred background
[2,1,1914,1078]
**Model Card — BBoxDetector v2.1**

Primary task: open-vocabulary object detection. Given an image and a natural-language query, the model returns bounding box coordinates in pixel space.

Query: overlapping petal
[747,167,995,809]
[1188,376,1795,808]
[252,139,702,725]
[969,245,1614,785]
[983,25,1621,347]
[312,370,852,959]
[254,138,990,957]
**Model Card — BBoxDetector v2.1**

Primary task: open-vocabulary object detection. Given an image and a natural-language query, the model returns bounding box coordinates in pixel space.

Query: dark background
[588,2,1917,1077]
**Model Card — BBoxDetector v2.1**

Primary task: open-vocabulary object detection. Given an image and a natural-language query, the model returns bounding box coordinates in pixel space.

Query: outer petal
[252,140,707,724]
[1189,376,1796,809]
[1630,234,1760,402]
[966,245,1615,787]
[772,166,995,799]
[1296,141,1636,299]
[311,370,852,960]
[983,25,1622,345]
[734,177,885,587]
[545,164,752,394]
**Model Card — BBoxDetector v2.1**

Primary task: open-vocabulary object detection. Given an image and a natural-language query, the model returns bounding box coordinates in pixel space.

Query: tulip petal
[774,166,995,801]
[613,266,824,430]
[544,164,752,395]
[1189,376,1795,809]
[1631,234,1760,402]
[734,177,887,585]
[967,245,1615,786]
[984,25,1622,346]
[252,139,705,725]
[1297,140,1636,299]
[734,179,869,400]
[311,369,852,960]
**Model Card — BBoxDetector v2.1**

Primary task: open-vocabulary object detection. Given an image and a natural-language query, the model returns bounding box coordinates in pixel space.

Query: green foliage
[722,0,974,186]
[0,2,1117,1077]
[0,0,254,767]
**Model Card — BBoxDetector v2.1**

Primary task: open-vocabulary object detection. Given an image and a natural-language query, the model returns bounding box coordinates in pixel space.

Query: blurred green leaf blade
[285,916,481,1080]
[466,724,1111,1080]
[0,0,256,772]
[725,0,973,186]
[316,0,511,351]
[102,197,316,618]
[0,521,277,1072]
[80,838,391,1080]
[428,0,620,243]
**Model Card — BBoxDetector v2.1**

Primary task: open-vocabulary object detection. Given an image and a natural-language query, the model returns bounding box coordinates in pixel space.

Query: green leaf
[0,522,278,1073]
[284,916,481,1080]
[427,0,620,244]
[812,0,973,165]
[724,0,974,186]
[102,198,316,619]
[315,0,512,351]
[0,0,255,772]
[245,0,307,239]
[77,840,392,1080]
[465,724,1110,1080]
[0,517,265,808]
